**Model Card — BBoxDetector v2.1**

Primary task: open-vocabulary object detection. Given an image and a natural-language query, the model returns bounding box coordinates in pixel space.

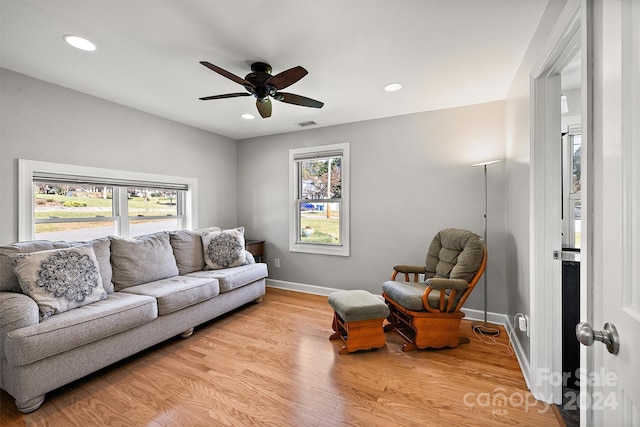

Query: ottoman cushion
[328,290,390,322]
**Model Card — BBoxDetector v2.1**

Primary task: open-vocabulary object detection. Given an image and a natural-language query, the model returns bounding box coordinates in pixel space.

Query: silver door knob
[576,322,620,355]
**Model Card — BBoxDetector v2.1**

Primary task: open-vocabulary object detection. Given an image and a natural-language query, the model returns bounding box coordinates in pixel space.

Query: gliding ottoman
[328,290,390,354]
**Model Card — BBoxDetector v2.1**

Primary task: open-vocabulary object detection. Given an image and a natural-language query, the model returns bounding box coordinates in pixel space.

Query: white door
[585,0,640,424]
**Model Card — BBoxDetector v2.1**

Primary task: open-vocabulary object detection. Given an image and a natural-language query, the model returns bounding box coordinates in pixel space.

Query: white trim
[266,279,342,296]
[505,315,534,394]
[529,0,585,406]
[18,159,198,240]
[288,143,350,257]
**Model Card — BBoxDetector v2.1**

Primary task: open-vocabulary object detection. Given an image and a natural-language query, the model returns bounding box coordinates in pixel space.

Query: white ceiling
[0,0,548,141]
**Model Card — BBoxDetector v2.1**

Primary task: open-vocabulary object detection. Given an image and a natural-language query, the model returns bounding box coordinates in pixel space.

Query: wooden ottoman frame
[328,290,389,354]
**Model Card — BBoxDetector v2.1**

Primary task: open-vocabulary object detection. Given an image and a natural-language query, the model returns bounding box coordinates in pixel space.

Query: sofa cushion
[10,246,108,319]
[119,276,220,315]
[185,263,268,293]
[202,227,246,270]
[0,240,70,293]
[169,230,206,275]
[4,292,157,366]
[382,280,453,312]
[70,237,114,293]
[110,232,179,290]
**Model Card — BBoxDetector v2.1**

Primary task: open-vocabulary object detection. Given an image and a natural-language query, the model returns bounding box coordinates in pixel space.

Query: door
[587,0,640,424]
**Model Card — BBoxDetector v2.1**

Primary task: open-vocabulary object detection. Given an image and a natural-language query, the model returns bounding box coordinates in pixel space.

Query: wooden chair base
[329,312,386,354]
[383,294,467,351]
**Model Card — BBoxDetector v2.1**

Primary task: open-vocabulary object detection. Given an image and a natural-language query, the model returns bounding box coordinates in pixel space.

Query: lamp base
[472,321,500,336]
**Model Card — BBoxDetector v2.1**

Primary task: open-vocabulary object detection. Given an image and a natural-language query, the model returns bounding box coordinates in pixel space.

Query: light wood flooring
[0,288,562,426]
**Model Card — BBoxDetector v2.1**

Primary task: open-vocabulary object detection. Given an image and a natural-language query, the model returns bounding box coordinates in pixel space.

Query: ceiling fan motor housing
[245,63,274,101]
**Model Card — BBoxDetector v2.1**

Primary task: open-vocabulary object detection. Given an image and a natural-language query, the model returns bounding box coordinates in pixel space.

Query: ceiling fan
[199,61,324,118]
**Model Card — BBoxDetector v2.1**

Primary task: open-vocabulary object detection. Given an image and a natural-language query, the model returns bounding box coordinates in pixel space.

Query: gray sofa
[0,228,267,413]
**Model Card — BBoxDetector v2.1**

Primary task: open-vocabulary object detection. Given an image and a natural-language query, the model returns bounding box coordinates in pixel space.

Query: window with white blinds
[19,159,197,241]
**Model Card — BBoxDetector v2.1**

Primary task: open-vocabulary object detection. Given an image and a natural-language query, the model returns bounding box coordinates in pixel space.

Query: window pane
[129,218,180,237]
[34,183,114,241]
[35,221,116,241]
[299,202,340,245]
[127,188,178,217]
[300,158,341,199]
[34,183,113,217]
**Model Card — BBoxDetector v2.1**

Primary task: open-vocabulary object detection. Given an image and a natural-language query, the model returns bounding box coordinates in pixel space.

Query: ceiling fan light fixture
[241,113,255,120]
[384,83,402,92]
[63,35,96,51]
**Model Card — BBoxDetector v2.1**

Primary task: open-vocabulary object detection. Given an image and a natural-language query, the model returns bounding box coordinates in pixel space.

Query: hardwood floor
[1,288,562,426]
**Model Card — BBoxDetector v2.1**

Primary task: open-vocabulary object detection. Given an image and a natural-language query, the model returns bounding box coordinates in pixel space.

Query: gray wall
[0,68,238,244]
[237,102,507,313]
[504,0,568,361]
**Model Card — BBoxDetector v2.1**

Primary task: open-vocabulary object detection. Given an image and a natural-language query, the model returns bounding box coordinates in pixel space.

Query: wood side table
[245,239,265,263]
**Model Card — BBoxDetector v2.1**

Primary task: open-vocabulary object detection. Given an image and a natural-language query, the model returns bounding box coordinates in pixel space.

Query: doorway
[559,51,582,427]
[528,0,587,416]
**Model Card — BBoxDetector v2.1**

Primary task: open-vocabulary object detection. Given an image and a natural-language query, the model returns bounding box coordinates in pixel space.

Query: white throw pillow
[10,246,107,318]
[201,227,246,270]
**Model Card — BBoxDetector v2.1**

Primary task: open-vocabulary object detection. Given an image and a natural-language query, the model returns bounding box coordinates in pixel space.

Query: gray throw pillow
[110,232,179,290]
[9,246,107,318]
[70,237,114,293]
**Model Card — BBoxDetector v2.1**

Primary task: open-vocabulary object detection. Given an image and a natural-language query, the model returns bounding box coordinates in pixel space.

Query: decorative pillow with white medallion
[201,227,246,270]
[9,245,107,319]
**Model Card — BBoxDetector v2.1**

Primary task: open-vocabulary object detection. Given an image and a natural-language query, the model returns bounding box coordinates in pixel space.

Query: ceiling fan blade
[275,92,324,108]
[199,93,252,100]
[265,66,308,90]
[200,61,255,89]
[256,98,272,118]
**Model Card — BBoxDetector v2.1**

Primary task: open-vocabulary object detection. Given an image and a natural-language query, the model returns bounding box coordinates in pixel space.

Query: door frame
[529,0,593,411]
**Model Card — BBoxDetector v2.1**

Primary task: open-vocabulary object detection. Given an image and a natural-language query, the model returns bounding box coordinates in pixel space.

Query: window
[561,128,581,249]
[20,160,197,241]
[289,143,349,256]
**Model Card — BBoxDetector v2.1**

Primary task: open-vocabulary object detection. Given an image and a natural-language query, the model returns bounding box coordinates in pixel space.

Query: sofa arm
[244,250,255,264]
[0,292,39,342]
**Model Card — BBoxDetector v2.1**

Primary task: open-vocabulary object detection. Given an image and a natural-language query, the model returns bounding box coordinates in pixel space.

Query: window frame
[19,159,198,241]
[289,143,350,256]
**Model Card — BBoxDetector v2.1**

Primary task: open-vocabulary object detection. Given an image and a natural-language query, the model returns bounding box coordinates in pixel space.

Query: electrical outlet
[274,259,280,268]
[518,316,527,332]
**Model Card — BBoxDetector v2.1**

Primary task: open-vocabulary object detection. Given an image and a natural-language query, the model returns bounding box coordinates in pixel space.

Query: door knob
[576,322,620,355]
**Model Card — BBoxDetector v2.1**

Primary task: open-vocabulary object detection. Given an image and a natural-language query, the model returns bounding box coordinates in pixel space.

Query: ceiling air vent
[298,121,317,128]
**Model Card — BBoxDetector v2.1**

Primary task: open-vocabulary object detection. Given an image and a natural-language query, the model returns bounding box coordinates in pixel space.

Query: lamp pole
[471,160,500,335]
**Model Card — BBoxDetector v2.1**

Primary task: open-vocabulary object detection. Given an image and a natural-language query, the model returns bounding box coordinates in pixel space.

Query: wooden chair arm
[421,279,470,313]
[391,265,427,282]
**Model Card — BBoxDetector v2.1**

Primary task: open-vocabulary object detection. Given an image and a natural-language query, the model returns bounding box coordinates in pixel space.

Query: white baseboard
[266,279,534,390]
[266,279,342,296]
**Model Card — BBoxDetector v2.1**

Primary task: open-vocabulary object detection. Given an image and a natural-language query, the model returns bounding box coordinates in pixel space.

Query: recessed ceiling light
[241,113,255,120]
[384,83,402,92]
[63,35,96,52]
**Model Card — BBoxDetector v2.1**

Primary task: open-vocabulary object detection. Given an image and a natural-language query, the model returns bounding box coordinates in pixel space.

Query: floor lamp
[471,160,500,335]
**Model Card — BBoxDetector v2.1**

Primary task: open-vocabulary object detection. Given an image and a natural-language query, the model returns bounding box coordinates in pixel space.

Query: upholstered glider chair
[382,228,486,351]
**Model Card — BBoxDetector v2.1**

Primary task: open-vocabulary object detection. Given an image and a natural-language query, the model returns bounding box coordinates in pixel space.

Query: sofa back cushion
[110,232,179,290]
[169,227,223,275]
[9,245,108,318]
[0,241,70,292]
[169,230,206,275]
